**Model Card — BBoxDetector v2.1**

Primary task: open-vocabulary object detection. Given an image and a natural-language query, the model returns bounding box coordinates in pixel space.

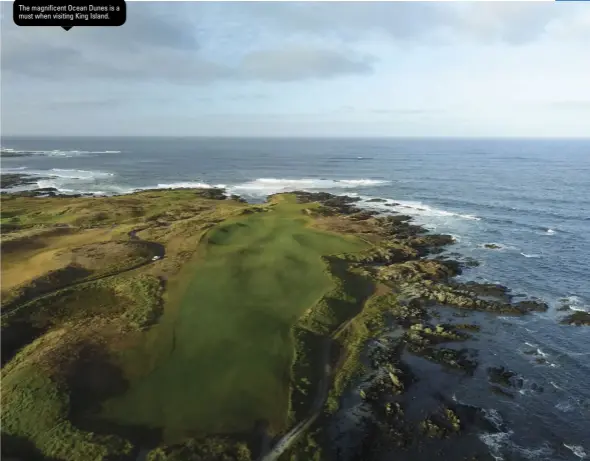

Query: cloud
[1,3,375,84]
[239,47,373,81]
[542,101,590,112]
[4,2,582,86]
[370,109,445,115]
[1,2,588,137]
[224,2,586,45]
[2,42,372,84]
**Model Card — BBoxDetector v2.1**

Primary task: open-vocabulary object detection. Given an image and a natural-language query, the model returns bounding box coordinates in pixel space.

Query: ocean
[1,136,589,460]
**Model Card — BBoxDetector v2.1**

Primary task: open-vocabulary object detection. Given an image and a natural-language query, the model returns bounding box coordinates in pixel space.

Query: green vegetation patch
[100,195,368,440]
[1,330,134,461]
[146,437,251,461]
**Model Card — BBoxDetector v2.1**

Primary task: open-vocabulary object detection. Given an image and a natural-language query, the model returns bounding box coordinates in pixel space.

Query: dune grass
[1,328,134,461]
[100,195,368,440]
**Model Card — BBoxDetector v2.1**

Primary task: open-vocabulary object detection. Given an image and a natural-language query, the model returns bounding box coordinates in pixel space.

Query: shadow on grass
[1,320,45,367]
[64,342,164,450]
[1,433,61,461]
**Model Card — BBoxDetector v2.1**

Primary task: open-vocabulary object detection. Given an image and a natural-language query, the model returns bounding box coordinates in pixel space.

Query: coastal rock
[343,243,419,265]
[0,150,35,158]
[292,191,366,215]
[514,300,549,313]
[363,364,407,399]
[403,234,455,257]
[349,210,380,221]
[389,298,430,327]
[194,188,227,200]
[484,243,502,249]
[407,342,478,373]
[378,259,460,284]
[407,323,469,345]
[396,280,533,315]
[1,173,45,189]
[487,366,519,388]
[419,407,463,438]
[230,194,247,203]
[561,311,590,326]
[454,281,511,301]
[375,215,426,238]
[454,323,481,331]
[366,198,387,203]
[2,187,61,198]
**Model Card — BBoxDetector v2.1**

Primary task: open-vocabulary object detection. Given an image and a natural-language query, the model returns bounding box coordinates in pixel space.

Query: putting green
[101,196,367,440]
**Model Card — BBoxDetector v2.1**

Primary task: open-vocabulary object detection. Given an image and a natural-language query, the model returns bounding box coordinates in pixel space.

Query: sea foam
[227,178,389,196]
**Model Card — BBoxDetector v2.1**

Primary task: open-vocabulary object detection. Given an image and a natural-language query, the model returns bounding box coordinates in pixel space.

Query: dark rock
[458,282,510,300]
[1,174,44,189]
[291,191,364,215]
[484,243,502,249]
[487,366,518,388]
[561,311,590,326]
[389,298,430,327]
[0,150,35,157]
[194,188,227,200]
[530,382,544,393]
[407,344,478,373]
[444,281,511,303]
[406,323,469,345]
[5,187,61,198]
[230,194,247,203]
[349,210,380,221]
[379,215,412,225]
[514,300,549,313]
[454,323,481,331]
[366,198,387,203]
[463,257,480,267]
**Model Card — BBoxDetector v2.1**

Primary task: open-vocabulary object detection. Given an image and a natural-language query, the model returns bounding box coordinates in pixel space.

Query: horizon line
[2,135,590,140]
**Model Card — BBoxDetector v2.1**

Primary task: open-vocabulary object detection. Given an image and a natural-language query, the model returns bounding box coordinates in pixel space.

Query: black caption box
[13,0,126,29]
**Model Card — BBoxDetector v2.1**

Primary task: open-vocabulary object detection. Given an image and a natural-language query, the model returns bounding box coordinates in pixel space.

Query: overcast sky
[1,2,589,137]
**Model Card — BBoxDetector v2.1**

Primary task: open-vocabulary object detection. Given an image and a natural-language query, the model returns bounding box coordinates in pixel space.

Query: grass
[1,329,134,461]
[100,195,368,441]
[146,437,251,461]
[2,191,384,459]
[1,190,252,460]
[0,189,234,229]
[1,189,245,307]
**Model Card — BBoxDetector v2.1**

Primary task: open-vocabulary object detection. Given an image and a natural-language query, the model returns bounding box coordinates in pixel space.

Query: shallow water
[2,136,589,459]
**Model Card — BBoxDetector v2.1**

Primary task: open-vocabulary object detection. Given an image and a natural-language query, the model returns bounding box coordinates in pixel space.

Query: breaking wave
[479,430,514,461]
[560,296,590,313]
[227,178,390,196]
[155,182,227,190]
[479,429,554,461]
[564,444,587,459]
[1,147,120,157]
[353,195,481,222]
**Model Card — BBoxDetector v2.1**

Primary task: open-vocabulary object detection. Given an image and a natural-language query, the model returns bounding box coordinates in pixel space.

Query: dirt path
[257,317,356,461]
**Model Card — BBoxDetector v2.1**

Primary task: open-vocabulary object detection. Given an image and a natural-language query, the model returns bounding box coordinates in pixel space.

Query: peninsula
[0,188,552,461]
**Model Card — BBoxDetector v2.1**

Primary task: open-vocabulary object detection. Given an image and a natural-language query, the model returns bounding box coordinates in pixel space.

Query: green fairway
[101,196,368,440]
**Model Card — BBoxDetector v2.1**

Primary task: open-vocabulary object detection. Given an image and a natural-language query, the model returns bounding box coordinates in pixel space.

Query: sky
[1,2,589,138]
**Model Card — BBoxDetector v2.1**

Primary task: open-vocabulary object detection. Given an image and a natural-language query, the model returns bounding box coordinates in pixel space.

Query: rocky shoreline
[1,173,45,190]
[0,187,582,461]
[278,191,557,461]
